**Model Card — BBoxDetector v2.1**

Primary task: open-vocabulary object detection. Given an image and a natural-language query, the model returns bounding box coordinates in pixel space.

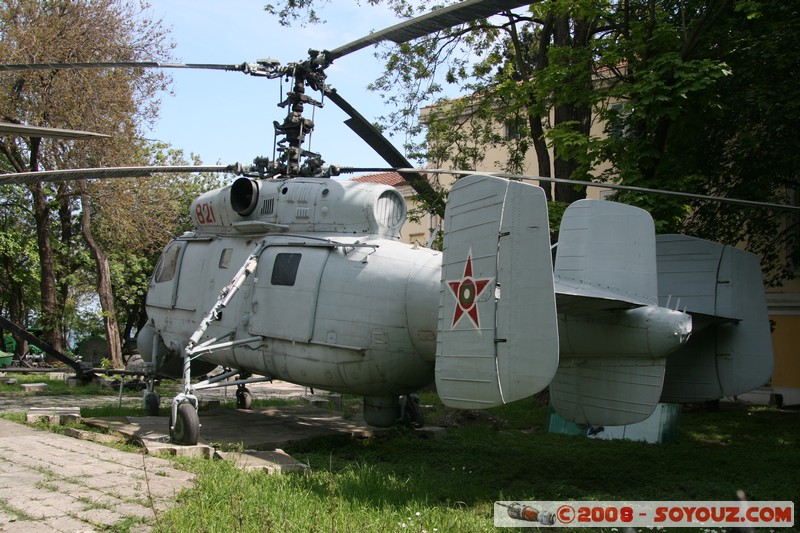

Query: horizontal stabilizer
[657,235,774,402]
[550,357,666,426]
[436,174,558,409]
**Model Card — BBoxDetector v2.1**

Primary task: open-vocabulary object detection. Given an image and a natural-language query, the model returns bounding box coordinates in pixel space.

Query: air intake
[230,178,259,216]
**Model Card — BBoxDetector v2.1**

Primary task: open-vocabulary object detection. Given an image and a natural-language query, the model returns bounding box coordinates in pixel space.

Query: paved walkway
[0,380,352,532]
[0,418,195,532]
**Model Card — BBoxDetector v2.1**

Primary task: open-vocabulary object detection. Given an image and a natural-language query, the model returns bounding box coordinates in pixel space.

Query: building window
[608,102,632,139]
[504,117,524,140]
[598,189,615,201]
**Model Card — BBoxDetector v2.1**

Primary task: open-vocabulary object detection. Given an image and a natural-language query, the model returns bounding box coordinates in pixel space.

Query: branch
[680,0,732,60]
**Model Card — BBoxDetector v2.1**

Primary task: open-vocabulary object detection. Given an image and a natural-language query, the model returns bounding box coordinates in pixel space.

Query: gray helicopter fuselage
[149,232,441,396]
[141,176,698,408]
[144,177,441,397]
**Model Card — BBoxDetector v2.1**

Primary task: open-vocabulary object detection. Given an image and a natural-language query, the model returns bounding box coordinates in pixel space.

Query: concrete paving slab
[0,380,402,530]
[215,449,310,474]
[0,418,195,532]
[85,405,383,453]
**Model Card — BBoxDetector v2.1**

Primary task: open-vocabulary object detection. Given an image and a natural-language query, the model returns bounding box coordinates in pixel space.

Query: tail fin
[435,174,559,409]
[549,200,671,426]
[553,199,657,307]
[656,234,774,402]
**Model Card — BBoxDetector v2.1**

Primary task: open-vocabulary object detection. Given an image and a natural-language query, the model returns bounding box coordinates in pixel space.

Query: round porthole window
[374,190,406,229]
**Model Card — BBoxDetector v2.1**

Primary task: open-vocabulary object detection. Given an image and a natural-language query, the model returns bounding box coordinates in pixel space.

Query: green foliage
[0,186,41,325]
[596,0,800,283]
[263,0,798,281]
[264,0,325,26]
[547,200,568,237]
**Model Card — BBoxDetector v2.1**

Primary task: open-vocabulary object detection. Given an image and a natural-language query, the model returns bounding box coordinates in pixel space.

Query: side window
[271,253,301,286]
[154,241,183,283]
[219,248,233,269]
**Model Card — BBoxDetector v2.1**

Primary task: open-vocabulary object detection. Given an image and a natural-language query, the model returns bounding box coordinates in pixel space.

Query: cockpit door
[249,246,329,342]
[147,241,185,309]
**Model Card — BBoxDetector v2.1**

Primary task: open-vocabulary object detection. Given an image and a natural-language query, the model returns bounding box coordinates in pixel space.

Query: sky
[143,0,413,172]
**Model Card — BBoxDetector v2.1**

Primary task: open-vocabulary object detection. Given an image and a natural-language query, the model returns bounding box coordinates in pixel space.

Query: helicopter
[0,0,779,445]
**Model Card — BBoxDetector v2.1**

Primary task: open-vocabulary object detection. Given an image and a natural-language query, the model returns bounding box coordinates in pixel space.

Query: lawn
[2,378,795,531]
[157,397,799,532]
[0,371,151,396]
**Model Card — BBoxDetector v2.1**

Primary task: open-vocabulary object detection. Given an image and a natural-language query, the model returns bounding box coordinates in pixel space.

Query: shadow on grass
[286,400,800,506]
[156,399,798,531]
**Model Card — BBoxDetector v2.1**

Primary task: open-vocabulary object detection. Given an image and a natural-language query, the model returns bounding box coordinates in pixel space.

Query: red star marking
[447,250,493,329]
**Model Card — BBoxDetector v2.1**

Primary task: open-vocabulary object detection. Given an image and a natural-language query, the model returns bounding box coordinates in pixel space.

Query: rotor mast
[273,52,328,177]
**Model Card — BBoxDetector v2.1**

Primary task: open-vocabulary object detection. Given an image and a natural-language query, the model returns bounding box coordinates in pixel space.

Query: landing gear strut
[363,394,425,427]
[168,344,200,445]
[169,240,267,445]
[400,394,425,427]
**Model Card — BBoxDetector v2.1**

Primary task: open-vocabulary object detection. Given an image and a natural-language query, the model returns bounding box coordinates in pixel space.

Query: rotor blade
[0,122,110,139]
[327,0,532,61]
[0,61,249,73]
[407,168,800,212]
[324,90,408,168]
[324,88,444,216]
[0,165,241,186]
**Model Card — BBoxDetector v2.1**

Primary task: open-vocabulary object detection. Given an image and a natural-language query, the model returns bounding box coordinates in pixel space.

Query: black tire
[144,392,160,416]
[170,403,199,445]
[236,388,252,410]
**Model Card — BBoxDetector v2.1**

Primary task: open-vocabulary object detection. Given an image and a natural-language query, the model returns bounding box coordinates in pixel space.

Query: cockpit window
[154,242,183,283]
[219,248,233,269]
[271,253,301,286]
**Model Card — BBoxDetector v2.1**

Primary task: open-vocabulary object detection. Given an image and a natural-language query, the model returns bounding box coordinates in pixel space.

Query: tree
[0,183,40,356]
[85,144,227,349]
[267,0,800,283]
[587,0,800,283]
[0,0,173,362]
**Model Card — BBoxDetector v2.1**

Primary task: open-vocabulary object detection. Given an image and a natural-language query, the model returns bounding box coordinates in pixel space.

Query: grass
[0,497,35,522]
[0,371,153,396]
[2,381,796,531]
[156,397,799,532]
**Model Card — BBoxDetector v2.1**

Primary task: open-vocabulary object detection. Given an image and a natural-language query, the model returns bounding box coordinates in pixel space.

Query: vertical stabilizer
[657,234,774,401]
[554,199,657,305]
[550,200,676,426]
[436,175,558,409]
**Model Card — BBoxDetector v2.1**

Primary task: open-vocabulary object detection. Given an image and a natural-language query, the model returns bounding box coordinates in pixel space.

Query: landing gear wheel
[144,392,160,416]
[170,403,199,445]
[236,387,252,410]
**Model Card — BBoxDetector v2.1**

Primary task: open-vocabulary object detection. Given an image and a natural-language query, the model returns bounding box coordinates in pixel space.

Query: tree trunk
[56,182,74,352]
[552,14,592,204]
[553,101,591,203]
[28,137,64,357]
[80,189,123,368]
[509,13,553,199]
[528,112,552,199]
